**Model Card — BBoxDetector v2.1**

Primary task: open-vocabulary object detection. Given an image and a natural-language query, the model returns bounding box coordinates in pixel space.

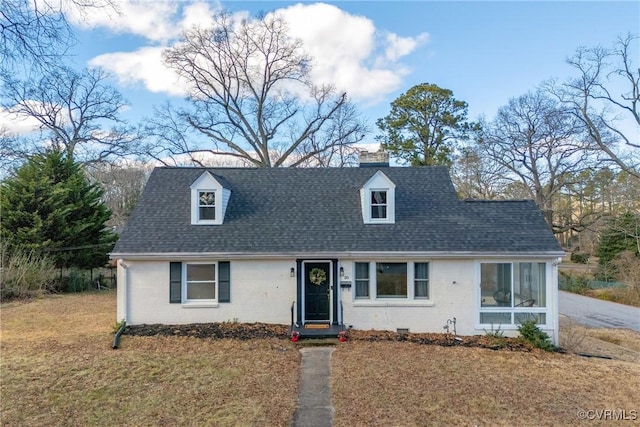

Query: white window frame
[476,260,550,328]
[353,261,432,303]
[197,190,216,222]
[370,189,388,220]
[183,262,218,305]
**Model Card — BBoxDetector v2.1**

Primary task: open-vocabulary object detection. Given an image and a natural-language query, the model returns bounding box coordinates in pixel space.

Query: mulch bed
[125,322,536,352]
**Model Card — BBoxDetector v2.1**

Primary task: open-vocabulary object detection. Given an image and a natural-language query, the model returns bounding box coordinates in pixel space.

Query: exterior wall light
[339,266,344,277]
[290,267,295,277]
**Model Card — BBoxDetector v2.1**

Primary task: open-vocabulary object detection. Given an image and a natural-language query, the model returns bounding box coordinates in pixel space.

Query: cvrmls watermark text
[577,409,637,421]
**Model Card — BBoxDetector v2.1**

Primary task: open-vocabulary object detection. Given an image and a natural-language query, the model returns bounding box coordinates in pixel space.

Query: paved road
[559,291,640,331]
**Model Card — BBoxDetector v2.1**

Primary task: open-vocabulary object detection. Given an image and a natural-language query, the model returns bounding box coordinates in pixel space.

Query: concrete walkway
[292,347,335,427]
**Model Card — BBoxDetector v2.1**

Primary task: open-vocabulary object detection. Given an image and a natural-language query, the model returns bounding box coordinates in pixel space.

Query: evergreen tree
[376,83,477,166]
[596,212,640,281]
[0,150,117,269]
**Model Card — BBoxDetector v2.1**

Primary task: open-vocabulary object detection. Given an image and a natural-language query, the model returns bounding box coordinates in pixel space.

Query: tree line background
[1,1,638,301]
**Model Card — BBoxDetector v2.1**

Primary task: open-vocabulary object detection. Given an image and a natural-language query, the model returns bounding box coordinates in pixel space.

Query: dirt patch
[127,323,537,352]
[126,322,290,340]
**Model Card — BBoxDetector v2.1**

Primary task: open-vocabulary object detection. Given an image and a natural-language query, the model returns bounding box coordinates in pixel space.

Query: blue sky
[6,1,640,145]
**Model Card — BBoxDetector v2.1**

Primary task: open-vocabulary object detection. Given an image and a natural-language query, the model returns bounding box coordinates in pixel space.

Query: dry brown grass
[559,317,640,363]
[332,342,640,427]
[1,292,300,426]
[3,292,640,427]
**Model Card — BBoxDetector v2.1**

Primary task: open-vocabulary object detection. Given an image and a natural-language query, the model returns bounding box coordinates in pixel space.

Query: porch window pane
[480,312,512,325]
[514,262,546,307]
[414,263,429,298]
[355,262,369,299]
[515,312,546,325]
[480,263,512,307]
[376,262,407,298]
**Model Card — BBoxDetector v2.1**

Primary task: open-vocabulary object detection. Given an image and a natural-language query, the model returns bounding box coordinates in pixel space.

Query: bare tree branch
[2,66,141,164]
[552,34,640,178]
[154,11,366,167]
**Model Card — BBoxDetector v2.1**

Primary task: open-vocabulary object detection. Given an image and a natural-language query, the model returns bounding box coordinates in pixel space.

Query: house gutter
[111,259,129,349]
[110,250,566,261]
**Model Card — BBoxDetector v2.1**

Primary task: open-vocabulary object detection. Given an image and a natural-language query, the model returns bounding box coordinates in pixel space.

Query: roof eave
[110,250,566,261]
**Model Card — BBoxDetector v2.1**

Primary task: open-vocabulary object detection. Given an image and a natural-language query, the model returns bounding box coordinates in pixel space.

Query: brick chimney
[358,150,390,167]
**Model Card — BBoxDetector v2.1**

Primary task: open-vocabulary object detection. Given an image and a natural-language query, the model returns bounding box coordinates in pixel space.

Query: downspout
[552,257,562,346]
[113,259,129,349]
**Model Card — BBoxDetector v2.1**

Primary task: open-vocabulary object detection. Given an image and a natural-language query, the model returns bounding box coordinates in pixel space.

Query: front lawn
[0,292,300,426]
[2,292,638,426]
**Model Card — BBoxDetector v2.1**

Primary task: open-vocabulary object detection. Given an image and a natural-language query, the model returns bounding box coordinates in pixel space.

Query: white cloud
[64,0,183,42]
[86,2,429,103]
[385,32,429,62]
[273,3,428,102]
[89,47,186,95]
[0,106,42,136]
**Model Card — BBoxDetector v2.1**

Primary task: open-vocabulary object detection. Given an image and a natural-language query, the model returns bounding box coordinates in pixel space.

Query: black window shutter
[219,261,230,303]
[169,262,182,303]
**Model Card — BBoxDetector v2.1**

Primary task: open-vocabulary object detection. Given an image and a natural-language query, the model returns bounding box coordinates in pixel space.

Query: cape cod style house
[111,152,564,343]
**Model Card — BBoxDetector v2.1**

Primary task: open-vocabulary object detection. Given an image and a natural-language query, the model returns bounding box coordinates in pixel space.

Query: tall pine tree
[1,150,117,269]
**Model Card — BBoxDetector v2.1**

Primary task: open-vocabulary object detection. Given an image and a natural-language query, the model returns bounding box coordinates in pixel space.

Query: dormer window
[371,190,388,219]
[198,191,216,220]
[360,170,395,224]
[191,172,231,225]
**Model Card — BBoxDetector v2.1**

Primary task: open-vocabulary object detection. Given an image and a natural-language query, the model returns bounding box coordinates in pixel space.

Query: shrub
[570,252,589,264]
[56,270,92,293]
[484,324,506,348]
[517,320,555,351]
[0,245,56,300]
[559,272,590,294]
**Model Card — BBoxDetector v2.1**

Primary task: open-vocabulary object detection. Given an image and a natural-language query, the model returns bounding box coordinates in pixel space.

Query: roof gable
[360,170,396,224]
[190,171,231,225]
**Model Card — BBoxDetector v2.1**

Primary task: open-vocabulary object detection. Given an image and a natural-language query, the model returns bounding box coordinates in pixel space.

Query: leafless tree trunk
[156,12,366,168]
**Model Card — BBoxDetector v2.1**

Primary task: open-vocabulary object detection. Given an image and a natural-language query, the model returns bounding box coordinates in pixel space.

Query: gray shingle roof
[112,166,563,255]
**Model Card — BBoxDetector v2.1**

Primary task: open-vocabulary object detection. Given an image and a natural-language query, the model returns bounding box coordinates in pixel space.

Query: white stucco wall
[117,259,296,325]
[339,259,477,335]
[339,258,559,343]
[117,256,559,343]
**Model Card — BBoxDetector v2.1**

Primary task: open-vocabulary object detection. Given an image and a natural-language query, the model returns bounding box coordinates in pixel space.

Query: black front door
[304,262,331,322]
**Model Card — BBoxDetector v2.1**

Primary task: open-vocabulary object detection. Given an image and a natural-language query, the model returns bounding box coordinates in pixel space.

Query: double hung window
[198,191,216,221]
